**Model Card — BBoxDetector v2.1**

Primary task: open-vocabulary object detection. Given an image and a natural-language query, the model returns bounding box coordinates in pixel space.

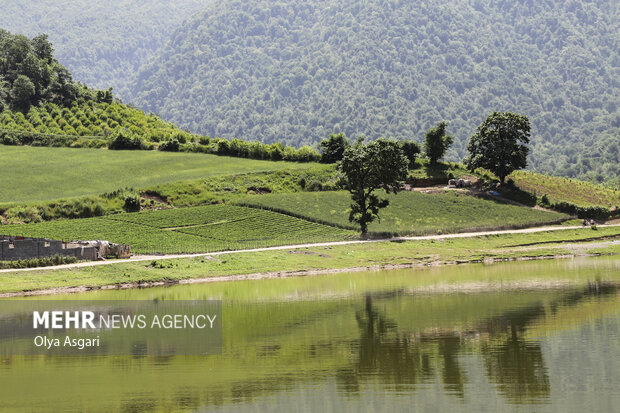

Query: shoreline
[0,251,611,298]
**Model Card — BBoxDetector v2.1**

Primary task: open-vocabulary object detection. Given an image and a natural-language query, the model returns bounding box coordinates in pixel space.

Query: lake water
[0,257,618,412]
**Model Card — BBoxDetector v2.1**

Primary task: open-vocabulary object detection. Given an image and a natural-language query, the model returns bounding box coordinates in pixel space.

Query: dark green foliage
[158,139,180,152]
[465,112,530,184]
[339,138,409,234]
[400,141,421,168]
[543,202,613,221]
[187,138,320,162]
[0,197,112,224]
[123,195,141,212]
[0,30,86,111]
[319,133,350,163]
[0,255,79,270]
[423,121,453,165]
[96,88,114,104]
[10,75,35,110]
[0,1,206,97]
[108,130,143,150]
[121,0,619,185]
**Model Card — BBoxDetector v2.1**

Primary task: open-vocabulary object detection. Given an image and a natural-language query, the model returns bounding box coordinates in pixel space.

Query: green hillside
[0,145,313,203]
[0,0,206,98]
[129,0,619,184]
[0,100,182,141]
[509,171,619,208]
[236,191,567,236]
[0,30,320,162]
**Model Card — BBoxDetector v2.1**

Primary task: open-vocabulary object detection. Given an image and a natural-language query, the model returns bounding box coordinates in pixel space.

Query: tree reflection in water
[338,282,617,404]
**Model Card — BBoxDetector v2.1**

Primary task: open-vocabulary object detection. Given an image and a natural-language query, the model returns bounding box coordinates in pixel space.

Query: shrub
[108,131,143,150]
[0,255,80,270]
[123,195,141,212]
[159,139,180,152]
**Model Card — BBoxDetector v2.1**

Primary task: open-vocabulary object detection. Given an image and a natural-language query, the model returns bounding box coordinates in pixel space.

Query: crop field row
[1,205,355,254]
[177,213,351,245]
[509,171,619,208]
[235,190,568,236]
[107,205,263,228]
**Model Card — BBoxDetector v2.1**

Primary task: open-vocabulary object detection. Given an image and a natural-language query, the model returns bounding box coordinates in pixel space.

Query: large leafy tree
[465,112,531,184]
[423,121,453,165]
[339,137,408,235]
[10,75,35,110]
[400,140,421,168]
[319,132,350,163]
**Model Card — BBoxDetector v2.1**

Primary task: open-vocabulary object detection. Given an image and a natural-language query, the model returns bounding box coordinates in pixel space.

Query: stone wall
[0,236,97,261]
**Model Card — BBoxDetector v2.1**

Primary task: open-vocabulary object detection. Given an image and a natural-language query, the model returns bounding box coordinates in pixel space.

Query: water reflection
[340,282,617,404]
[0,258,618,412]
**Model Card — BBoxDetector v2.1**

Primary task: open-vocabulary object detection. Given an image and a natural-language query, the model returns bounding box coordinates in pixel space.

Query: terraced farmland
[107,205,259,228]
[2,205,356,253]
[236,190,568,236]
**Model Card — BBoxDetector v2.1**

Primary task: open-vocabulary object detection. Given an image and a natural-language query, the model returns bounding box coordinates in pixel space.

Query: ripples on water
[0,257,618,412]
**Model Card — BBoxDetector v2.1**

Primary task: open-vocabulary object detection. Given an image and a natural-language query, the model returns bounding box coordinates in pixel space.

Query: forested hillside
[0,0,206,98]
[0,30,319,162]
[130,0,619,184]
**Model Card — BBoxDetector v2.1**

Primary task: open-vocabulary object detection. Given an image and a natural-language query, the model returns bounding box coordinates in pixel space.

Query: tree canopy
[124,0,618,184]
[424,121,453,165]
[1,0,618,184]
[0,31,80,111]
[0,0,205,98]
[319,132,350,163]
[465,112,531,184]
[339,138,409,234]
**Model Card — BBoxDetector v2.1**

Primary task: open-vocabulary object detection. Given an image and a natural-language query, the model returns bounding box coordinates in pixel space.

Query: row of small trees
[332,111,531,234]
[319,120,455,168]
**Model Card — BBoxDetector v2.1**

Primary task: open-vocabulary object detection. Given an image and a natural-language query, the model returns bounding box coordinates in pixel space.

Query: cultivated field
[509,171,619,208]
[237,190,568,236]
[0,145,314,203]
[1,205,356,253]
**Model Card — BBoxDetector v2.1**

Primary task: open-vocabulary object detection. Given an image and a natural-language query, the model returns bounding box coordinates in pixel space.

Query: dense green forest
[128,0,619,184]
[0,30,319,162]
[0,0,618,184]
[0,0,205,98]
[0,29,84,111]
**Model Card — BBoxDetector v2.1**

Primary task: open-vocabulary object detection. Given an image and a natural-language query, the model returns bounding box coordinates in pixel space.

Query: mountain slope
[130,0,619,183]
[0,0,206,99]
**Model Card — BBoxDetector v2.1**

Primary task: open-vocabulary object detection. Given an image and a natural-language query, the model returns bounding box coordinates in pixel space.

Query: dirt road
[1,224,617,274]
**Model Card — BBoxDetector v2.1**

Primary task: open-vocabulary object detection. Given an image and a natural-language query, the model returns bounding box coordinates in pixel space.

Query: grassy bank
[0,226,618,295]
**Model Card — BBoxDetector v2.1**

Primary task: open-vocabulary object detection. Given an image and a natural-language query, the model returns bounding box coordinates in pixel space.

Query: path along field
[0,145,313,203]
[2,191,568,254]
[236,190,568,236]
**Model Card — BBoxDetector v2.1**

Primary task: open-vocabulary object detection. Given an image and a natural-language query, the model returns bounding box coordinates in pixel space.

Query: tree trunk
[360,221,368,236]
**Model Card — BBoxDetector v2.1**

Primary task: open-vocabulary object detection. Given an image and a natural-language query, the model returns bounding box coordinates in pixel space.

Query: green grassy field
[1,204,355,253]
[509,170,619,208]
[0,145,314,204]
[236,190,568,235]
